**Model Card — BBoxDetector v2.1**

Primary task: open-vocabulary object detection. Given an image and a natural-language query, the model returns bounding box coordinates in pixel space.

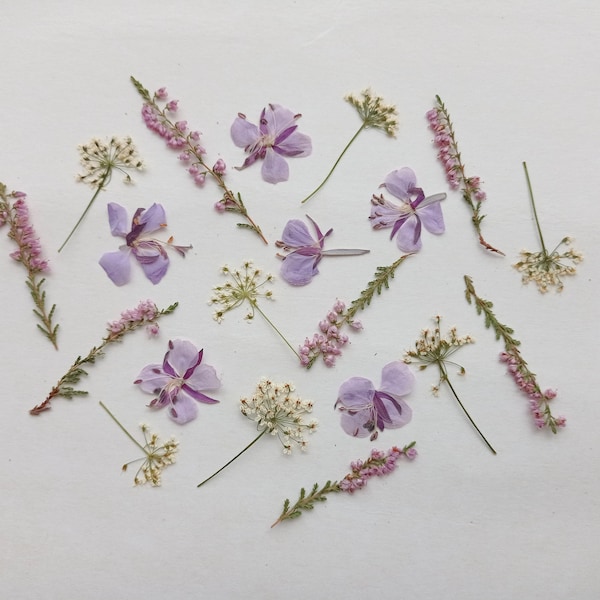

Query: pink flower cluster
[339,445,417,494]
[499,351,566,430]
[298,300,362,368]
[2,193,49,274]
[426,107,486,202]
[107,299,160,337]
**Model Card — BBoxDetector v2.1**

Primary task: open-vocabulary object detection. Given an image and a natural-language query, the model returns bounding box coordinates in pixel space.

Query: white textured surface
[1,1,598,598]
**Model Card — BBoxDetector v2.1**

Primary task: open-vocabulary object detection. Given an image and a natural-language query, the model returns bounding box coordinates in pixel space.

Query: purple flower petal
[181,383,220,404]
[230,116,260,149]
[99,249,132,286]
[164,339,201,376]
[134,364,171,394]
[339,410,373,438]
[275,130,312,158]
[107,202,129,237]
[336,377,375,409]
[395,214,422,252]
[418,202,445,235]
[184,362,222,393]
[281,219,316,248]
[138,203,167,234]
[280,252,319,286]
[133,242,169,284]
[383,168,417,200]
[168,393,198,424]
[263,104,297,134]
[262,147,289,184]
[373,391,412,429]
[379,361,415,397]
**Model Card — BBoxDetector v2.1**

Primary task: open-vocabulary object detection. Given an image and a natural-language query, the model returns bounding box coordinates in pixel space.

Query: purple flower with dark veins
[99,202,191,285]
[335,361,414,440]
[276,215,369,286]
[231,104,312,184]
[370,167,446,252]
[134,339,221,424]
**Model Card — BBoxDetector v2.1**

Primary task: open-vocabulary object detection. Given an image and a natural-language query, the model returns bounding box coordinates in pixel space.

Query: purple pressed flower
[276,216,369,286]
[99,202,191,286]
[231,104,312,184]
[370,167,446,252]
[335,361,414,440]
[134,339,221,425]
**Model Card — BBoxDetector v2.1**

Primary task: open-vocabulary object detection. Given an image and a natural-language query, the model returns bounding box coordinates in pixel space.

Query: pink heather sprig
[0,183,59,349]
[464,275,565,433]
[300,254,412,369]
[130,76,267,244]
[427,96,503,256]
[30,300,178,416]
[271,442,417,527]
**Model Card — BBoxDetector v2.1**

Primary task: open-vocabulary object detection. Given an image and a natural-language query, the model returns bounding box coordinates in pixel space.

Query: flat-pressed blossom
[335,361,414,440]
[231,104,312,184]
[131,77,267,244]
[271,442,417,527]
[30,300,178,415]
[197,379,316,487]
[99,202,191,286]
[513,162,582,293]
[301,88,399,204]
[0,183,59,348]
[404,315,496,454]
[370,167,446,252]
[99,402,179,486]
[276,216,369,286]
[59,136,143,252]
[135,339,221,425]
[464,275,565,432]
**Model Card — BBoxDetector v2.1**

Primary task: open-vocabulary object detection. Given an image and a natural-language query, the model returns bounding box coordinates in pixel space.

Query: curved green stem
[59,172,109,252]
[442,367,496,455]
[197,430,267,488]
[252,302,300,359]
[301,123,366,204]
[99,401,148,455]
[522,162,547,256]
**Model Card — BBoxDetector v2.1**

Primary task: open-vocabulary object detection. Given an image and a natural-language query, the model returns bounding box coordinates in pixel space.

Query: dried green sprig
[99,402,179,486]
[301,254,412,369]
[513,162,583,293]
[404,316,496,454]
[464,275,565,432]
[272,443,417,527]
[301,88,398,204]
[30,300,178,415]
[0,183,59,348]
[209,261,298,359]
[59,136,143,252]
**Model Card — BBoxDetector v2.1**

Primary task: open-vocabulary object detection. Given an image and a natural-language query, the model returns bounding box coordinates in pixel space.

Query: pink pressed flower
[335,361,414,440]
[213,159,226,175]
[231,104,312,184]
[135,339,221,425]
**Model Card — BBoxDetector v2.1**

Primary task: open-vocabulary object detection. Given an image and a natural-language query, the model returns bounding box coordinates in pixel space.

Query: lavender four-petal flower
[134,339,221,425]
[335,361,414,440]
[231,104,312,184]
[370,167,446,252]
[99,202,190,286]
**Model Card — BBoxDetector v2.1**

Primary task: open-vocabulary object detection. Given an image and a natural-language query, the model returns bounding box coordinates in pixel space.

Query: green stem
[301,123,366,204]
[522,162,548,256]
[197,430,267,488]
[252,302,300,359]
[58,172,109,252]
[441,366,496,455]
[99,401,148,455]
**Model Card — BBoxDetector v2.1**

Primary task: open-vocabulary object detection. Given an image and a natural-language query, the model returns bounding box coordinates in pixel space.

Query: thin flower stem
[197,429,267,488]
[301,123,366,204]
[441,365,496,454]
[522,162,548,256]
[99,401,148,455]
[58,171,108,252]
[252,301,300,359]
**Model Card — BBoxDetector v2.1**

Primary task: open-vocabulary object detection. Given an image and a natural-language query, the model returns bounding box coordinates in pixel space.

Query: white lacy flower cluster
[128,424,179,486]
[240,378,317,454]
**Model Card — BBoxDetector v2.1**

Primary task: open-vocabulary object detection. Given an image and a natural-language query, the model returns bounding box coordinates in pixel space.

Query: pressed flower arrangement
[8,76,577,530]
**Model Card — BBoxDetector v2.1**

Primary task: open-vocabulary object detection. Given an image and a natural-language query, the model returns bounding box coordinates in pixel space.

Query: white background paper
[1,1,599,598]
